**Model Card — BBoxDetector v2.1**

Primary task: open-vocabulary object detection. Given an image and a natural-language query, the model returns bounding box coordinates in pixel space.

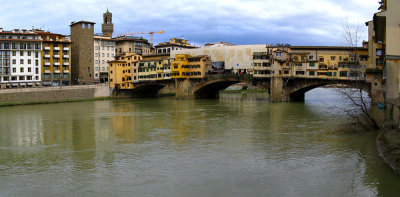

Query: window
[12,68,16,73]
[28,59,31,64]
[275,52,282,57]
[19,76,25,80]
[20,51,24,56]
[28,51,31,56]
[35,60,38,66]
[12,51,16,56]
[12,60,16,64]
[28,67,31,72]
[309,71,315,76]
[102,53,104,57]
[20,59,24,64]
[95,67,99,71]
[20,68,24,72]
[331,56,335,60]
[35,52,39,58]
[35,68,39,74]
[102,67,105,71]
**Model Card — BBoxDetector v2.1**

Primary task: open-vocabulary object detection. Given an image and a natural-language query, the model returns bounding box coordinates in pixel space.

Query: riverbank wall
[0,84,111,106]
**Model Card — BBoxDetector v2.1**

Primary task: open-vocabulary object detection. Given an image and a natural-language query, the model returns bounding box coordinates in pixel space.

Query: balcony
[63,55,70,59]
[44,47,51,50]
[54,62,60,66]
[54,47,60,51]
[44,62,51,66]
[44,54,51,58]
[54,54,60,58]
[63,62,70,66]
[54,70,61,74]
[63,70,70,73]
[63,47,69,51]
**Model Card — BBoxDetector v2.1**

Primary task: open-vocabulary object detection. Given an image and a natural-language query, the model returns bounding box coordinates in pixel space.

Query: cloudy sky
[0,0,378,46]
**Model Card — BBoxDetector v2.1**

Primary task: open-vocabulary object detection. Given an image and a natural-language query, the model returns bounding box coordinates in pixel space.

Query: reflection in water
[0,88,399,196]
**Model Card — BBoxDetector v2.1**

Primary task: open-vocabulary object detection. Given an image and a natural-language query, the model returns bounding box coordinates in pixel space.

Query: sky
[0,0,379,46]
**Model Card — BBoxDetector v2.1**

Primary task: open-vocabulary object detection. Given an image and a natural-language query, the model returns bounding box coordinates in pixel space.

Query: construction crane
[114,31,165,46]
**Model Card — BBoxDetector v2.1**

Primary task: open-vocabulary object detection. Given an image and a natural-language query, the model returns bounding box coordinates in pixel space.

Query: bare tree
[337,19,380,130]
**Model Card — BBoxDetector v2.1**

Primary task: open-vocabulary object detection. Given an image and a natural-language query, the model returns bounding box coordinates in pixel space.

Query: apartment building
[36,31,71,86]
[115,36,152,56]
[171,54,212,79]
[109,52,142,89]
[155,38,197,54]
[0,28,42,88]
[94,35,115,83]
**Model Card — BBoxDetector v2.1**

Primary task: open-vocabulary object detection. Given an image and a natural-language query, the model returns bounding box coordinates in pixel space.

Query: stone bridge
[113,74,371,102]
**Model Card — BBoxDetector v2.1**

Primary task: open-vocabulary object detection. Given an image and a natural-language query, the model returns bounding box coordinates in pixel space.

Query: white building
[94,35,115,83]
[170,43,267,73]
[0,29,42,88]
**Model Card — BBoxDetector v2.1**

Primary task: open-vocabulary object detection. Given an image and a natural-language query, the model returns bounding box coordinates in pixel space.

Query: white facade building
[0,29,42,88]
[94,35,115,83]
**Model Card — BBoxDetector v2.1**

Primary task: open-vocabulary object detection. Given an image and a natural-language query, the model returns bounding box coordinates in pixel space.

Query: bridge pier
[270,78,290,102]
[175,79,198,99]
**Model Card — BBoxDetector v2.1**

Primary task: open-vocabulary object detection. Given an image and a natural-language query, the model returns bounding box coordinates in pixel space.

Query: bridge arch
[194,79,241,99]
[131,83,166,97]
[284,78,371,102]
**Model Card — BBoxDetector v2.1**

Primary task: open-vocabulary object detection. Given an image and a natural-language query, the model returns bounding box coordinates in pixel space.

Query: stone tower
[102,9,113,37]
[70,21,95,85]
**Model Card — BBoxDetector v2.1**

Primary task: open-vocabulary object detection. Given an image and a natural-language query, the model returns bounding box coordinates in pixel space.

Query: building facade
[109,52,142,89]
[369,0,400,104]
[170,44,266,74]
[253,46,368,81]
[171,54,212,79]
[70,21,95,85]
[0,29,42,88]
[94,36,115,83]
[155,38,196,54]
[139,54,171,81]
[115,36,152,56]
[36,31,71,86]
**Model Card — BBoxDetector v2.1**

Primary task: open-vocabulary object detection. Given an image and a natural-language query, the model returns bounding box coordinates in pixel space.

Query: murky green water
[0,88,399,197]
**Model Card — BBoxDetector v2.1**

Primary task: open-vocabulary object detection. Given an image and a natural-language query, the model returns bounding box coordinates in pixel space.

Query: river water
[0,88,399,196]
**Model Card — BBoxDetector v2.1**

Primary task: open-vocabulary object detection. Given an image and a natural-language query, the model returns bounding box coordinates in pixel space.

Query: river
[0,88,399,196]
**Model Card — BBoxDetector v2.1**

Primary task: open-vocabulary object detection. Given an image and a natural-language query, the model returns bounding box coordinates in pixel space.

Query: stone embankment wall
[0,84,111,104]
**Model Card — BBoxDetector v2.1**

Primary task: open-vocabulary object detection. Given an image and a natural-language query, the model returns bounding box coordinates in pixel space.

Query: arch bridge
[112,74,371,102]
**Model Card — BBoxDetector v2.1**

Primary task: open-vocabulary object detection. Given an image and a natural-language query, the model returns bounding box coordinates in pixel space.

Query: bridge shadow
[194,80,240,99]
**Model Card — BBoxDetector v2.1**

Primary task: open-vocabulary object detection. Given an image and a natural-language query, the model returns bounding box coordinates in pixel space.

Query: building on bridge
[170,44,266,74]
[139,54,171,81]
[171,54,212,79]
[109,52,142,89]
[252,45,369,81]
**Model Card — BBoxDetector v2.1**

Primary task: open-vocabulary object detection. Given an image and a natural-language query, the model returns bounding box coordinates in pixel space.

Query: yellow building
[108,52,141,89]
[253,46,368,81]
[140,53,171,81]
[35,31,72,86]
[171,54,212,79]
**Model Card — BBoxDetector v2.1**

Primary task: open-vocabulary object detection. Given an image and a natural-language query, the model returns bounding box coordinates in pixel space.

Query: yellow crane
[114,31,165,46]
